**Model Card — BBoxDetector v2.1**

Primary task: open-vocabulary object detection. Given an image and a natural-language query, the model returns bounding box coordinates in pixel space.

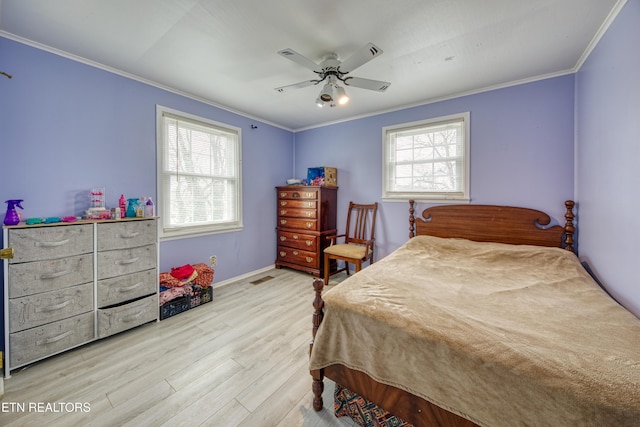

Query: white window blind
[383,112,469,202]
[158,107,242,238]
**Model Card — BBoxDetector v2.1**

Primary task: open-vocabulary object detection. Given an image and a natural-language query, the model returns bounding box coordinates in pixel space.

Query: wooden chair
[324,202,378,285]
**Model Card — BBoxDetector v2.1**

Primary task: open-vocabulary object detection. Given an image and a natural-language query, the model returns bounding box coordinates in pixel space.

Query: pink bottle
[119,195,126,219]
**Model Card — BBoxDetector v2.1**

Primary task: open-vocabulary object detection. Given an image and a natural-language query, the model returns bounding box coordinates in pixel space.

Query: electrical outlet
[209,255,217,267]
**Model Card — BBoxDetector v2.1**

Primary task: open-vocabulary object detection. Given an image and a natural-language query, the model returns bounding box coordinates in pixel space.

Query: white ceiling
[0,0,623,130]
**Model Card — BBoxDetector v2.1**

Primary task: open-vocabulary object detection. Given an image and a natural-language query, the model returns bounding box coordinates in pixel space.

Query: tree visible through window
[383,113,469,202]
[157,107,242,239]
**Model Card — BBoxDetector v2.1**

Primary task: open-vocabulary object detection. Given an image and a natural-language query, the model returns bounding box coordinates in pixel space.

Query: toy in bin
[307,167,337,187]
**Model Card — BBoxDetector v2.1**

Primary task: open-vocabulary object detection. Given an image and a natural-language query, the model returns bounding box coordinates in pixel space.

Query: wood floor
[0,268,355,427]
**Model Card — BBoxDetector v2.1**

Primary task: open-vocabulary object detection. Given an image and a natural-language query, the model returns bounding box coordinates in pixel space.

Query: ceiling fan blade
[343,76,391,92]
[338,43,383,74]
[277,48,323,73]
[274,80,319,93]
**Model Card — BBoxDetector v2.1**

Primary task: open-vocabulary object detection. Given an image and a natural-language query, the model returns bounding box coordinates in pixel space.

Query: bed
[309,200,640,427]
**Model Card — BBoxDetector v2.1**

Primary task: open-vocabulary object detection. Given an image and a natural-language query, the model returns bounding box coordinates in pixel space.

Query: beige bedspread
[309,236,640,427]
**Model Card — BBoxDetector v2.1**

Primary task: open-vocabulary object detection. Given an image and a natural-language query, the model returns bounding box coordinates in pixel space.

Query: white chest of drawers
[2,218,158,377]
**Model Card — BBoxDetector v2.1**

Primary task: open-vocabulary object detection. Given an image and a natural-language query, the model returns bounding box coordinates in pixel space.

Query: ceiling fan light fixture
[319,82,334,103]
[336,85,349,105]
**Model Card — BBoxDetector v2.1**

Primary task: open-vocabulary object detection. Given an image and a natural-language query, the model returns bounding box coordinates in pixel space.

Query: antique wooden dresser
[275,186,337,277]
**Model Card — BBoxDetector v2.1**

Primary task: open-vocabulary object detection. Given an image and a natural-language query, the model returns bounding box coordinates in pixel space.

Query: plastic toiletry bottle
[136,197,145,217]
[144,197,155,217]
[119,195,126,219]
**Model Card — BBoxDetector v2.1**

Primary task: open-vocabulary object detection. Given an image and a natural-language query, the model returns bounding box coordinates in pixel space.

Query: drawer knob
[280,236,286,241]
[293,251,299,256]
[293,235,299,240]
[280,251,286,257]
[306,222,313,229]
[304,193,313,198]
[36,330,73,346]
[292,192,300,198]
[306,241,312,246]
[117,282,143,293]
[40,270,70,280]
[117,232,140,239]
[35,239,70,248]
[305,212,312,217]
[121,311,146,323]
[280,209,287,215]
[280,192,287,197]
[280,220,287,225]
[306,257,313,263]
[36,299,73,313]
[280,201,287,206]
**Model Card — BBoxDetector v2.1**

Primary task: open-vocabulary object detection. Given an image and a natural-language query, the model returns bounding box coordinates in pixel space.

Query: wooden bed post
[310,278,325,411]
[409,200,415,238]
[564,200,575,253]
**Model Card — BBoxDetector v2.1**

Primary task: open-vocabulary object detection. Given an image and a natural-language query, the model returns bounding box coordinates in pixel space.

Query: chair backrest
[344,202,378,245]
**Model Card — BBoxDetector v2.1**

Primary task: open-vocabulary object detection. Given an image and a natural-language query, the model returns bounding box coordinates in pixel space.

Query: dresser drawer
[277,199,316,209]
[97,294,157,338]
[278,188,318,200]
[8,224,93,264]
[9,282,94,333]
[10,312,94,368]
[97,244,157,280]
[97,269,157,308]
[277,231,317,250]
[8,253,94,299]
[97,220,157,251]
[277,217,318,231]
[278,207,317,219]
[277,246,318,269]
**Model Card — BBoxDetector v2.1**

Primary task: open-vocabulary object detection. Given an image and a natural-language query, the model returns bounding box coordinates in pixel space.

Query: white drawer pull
[117,282,143,293]
[306,257,313,263]
[40,270,70,280]
[36,299,72,313]
[306,241,312,246]
[280,236,286,241]
[35,239,70,248]
[117,232,140,239]
[36,331,73,346]
[121,311,145,323]
[116,257,140,265]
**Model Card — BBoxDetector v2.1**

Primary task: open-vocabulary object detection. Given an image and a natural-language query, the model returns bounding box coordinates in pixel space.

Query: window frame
[382,112,470,203]
[156,105,243,241]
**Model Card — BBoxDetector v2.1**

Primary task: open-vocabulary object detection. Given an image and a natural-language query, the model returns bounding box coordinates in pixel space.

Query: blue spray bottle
[4,200,24,226]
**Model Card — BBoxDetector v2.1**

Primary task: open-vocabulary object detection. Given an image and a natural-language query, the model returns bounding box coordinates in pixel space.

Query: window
[157,106,242,239]
[382,112,469,202]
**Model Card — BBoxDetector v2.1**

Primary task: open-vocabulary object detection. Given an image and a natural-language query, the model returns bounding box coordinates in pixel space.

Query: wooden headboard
[409,200,575,252]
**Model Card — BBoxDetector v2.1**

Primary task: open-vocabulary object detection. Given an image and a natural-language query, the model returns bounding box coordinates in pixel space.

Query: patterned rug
[334,384,413,427]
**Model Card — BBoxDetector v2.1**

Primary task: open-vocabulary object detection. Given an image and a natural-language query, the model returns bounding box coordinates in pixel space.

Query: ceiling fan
[275,43,391,108]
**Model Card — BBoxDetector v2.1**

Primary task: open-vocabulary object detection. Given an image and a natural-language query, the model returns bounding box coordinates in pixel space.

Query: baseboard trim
[212,265,276,289]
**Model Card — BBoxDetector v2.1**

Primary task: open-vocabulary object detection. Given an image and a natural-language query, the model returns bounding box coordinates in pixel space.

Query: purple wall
[0,37,294,281]
[294,76,576,259]
[576,0,640,318]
